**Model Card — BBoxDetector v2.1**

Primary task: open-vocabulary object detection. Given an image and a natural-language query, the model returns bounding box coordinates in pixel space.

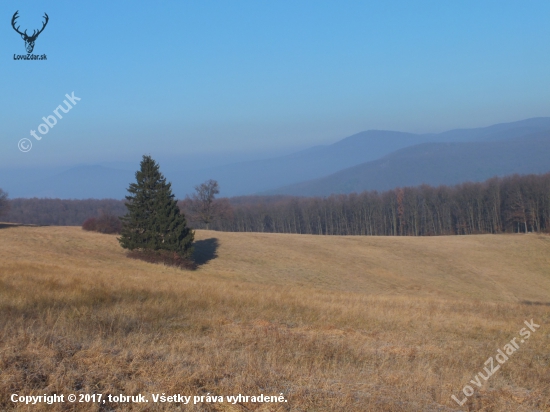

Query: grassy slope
[0,226,549,411]
[195,230,550,302]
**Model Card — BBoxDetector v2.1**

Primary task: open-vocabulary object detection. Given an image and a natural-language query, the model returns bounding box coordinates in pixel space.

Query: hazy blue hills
[267,132,550,196]
[3,166,135,200]
[183,117,550,197]
[3,117,550,199]
[181,130,431,197]
[429,116,550,142]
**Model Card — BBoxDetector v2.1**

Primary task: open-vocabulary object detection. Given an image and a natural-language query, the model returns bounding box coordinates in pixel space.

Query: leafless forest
[4,173,550,236]
[189,173,550,235]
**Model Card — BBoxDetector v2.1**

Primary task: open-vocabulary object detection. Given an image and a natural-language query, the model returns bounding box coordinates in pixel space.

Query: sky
[2,1,550,169]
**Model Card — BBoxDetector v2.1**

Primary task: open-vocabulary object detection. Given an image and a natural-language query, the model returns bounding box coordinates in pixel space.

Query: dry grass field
[0,225,549,411]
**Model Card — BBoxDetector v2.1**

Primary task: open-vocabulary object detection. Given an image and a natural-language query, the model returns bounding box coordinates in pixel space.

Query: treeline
[206,173,550,235]
[0,189,8,218]
[3,173,550,235]
[3,198,126,226]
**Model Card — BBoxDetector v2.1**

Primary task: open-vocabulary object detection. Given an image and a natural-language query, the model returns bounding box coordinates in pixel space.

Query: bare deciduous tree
[203,173,550,236]
[185,180,232,230]
[0,189,10,219]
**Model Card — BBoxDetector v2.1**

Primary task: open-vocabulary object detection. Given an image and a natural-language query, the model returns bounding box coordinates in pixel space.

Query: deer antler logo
[11,11,49,54]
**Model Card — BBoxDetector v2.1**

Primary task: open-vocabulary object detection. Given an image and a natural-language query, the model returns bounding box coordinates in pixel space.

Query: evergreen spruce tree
[119,155,194,259]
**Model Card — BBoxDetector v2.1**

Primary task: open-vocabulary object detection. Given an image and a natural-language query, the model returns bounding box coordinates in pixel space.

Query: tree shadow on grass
[193,238,219,266]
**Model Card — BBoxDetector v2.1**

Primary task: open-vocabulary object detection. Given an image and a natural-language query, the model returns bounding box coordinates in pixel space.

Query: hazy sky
[2,1,550,168]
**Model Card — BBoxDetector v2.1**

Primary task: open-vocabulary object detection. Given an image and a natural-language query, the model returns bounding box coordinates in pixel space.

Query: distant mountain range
[200,117,550,196]
[2,117,550,199]
[267,132,550,196]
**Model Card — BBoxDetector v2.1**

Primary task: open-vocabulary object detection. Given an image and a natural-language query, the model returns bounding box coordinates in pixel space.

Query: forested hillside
[4,173,550,237]
[269,132,550,196]
[209,173,550,236]
[3,198,126,226]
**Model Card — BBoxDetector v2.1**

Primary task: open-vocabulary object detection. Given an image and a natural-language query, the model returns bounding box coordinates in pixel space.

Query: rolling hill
[4,117,550,199]
[269,131,550,196]
[0,226,548,411]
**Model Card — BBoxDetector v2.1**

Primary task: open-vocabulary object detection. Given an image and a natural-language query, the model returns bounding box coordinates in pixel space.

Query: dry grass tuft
[0,226,549,411]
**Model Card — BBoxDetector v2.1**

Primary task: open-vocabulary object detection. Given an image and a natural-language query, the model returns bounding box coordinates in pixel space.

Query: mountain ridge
[2,117,550,199]
[266,131,550,196]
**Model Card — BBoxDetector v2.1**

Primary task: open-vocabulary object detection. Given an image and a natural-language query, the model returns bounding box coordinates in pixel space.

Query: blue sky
[2,1,550,168]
